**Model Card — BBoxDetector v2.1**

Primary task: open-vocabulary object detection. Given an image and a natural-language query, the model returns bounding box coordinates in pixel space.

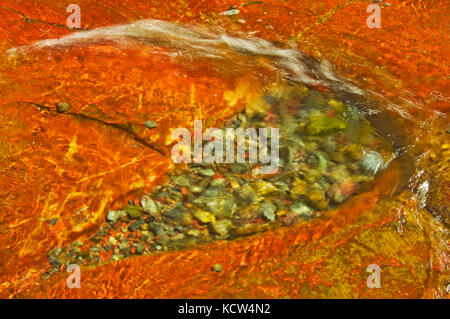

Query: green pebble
[56,102,70,113]
[144,120,157,129]
[211,263,223,272]
[125,204,144,219]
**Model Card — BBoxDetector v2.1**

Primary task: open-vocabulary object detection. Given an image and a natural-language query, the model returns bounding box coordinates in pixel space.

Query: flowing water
[3,19,449,296]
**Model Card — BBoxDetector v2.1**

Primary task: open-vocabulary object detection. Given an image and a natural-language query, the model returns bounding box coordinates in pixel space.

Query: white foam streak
[7,19,363,92]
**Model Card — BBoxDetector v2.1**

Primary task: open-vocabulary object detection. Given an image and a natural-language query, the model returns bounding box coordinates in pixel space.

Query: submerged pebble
[212,263,223,272]
[144,120,158,129]
[107,210,125,222]
[360,151,384,175]
[56,102,70,113]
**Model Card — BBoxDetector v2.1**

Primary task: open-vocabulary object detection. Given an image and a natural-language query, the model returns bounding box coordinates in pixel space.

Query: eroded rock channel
[47,82,395,275]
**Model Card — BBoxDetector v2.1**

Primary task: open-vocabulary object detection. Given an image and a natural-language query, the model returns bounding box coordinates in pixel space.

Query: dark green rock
[164,204,193,225]
[173,174,191,187]
[210,219,233,237]
[260,202,276,221]
[149,222,169,237]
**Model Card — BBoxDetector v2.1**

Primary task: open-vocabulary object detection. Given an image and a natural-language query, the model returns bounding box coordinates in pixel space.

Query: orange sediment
[0,0,448,298]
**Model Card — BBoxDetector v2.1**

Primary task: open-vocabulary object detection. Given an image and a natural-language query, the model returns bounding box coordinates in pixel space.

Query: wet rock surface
[47,83,394,274]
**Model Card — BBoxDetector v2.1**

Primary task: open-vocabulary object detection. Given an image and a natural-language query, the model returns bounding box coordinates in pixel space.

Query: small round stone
[211,263,223,272]
[144,120,157,129]
[56,102,70,113]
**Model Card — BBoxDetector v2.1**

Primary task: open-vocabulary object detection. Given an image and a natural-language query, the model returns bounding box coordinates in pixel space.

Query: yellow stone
[308,188,328,210]
[245,97,271,118]
[291,178,308,198]
[193,210,216,224]
[229,177,240,189]
[328,99,344,112]
[187,229,201,237]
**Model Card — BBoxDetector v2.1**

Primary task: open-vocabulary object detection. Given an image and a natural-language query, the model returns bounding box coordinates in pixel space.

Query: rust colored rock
[0,0,448,299]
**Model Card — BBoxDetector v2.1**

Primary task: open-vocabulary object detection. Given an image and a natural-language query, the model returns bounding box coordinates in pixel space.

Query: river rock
[301,89,328,109]
[235,184,258,204]
[107,209,125,222]
[134,243,144,254]
[119,240,128,251]
[231,163,251,174]
[173,174,191,187]
[342,144,363,161]
[360,151,384,175]
[164,204,193,226]
[189,185,204,194]
[291,178,308,198]
[245,97,271,118]
[210,219,233,237]
[205,197,236,219]
[140,196,158,216]
[232,223,268,236]
[210,178,226,187]
[125,204,144,219]
[253,180,278,197]
[290,200,313,217]
[148,222,169,237]
[304,169,321,183]
[56,102,70,113]
[235,205,260,222]
[193,209,216,224]
[306,114,346,136]
[144,120,157,129]
[227,177,241,189]
[203,186,224,197]
[198,168,215,177]
[108,236,117,246]
[128,218,145,232]
[307,187,329,210]
[260,202,277,221]
[168,188,183,201]
[211,263,223,272]
[327,183,346,204]
[330,151,346,163]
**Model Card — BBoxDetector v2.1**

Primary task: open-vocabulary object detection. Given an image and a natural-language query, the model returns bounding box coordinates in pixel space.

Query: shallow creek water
[5,19,447,294]
[47,81,398,271]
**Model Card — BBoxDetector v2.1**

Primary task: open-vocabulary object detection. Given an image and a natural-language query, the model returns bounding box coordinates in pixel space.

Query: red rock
[0,0,447,299]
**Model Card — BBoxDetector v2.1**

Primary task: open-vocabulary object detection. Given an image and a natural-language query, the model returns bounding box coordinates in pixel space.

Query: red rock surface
[0,0,448,298]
